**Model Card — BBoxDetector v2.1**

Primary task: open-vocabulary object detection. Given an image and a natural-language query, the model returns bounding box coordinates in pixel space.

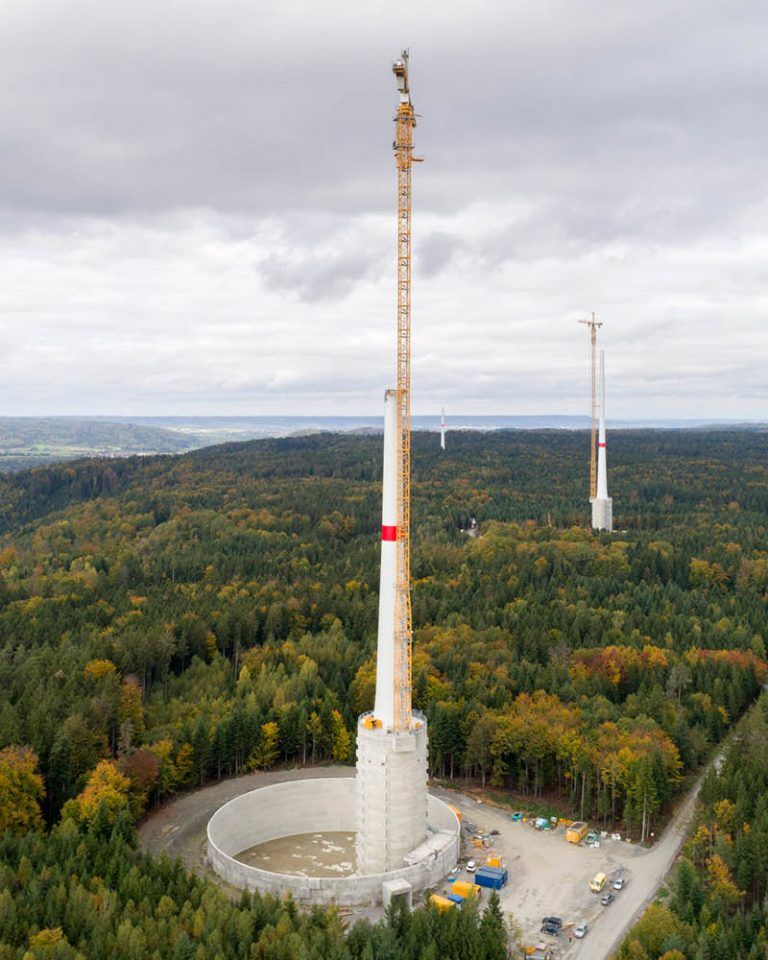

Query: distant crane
[578,313,603,500]
[391,51,421,732]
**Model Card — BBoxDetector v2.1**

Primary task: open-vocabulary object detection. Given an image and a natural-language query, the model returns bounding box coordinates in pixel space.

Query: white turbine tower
[355,50,428,878]
[591,349,613,532]
[440,407,446,450]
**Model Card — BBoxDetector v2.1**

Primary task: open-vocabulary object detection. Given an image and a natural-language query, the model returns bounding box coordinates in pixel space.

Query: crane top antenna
[392,50,411,103]
[578,312,603,332]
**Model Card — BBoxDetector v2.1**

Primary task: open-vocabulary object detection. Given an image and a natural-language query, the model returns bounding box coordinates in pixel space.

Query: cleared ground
[433,777,703,958]
[139,765,703,956]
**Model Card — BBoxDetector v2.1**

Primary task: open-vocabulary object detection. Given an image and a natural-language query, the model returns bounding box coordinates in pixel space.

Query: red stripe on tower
[599,442,606,448]
[381,525,398,541]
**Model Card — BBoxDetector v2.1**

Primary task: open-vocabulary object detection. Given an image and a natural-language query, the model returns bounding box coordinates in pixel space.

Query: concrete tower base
[356,712,428,875]
[592,496,613,532]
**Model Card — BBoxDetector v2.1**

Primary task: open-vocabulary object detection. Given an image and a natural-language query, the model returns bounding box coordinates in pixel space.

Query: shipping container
[446,893,464,905]
[474,866,508,890]
[565,821,588,844]
[429,894,456,912]
[451,880,479,899]
[486,855,503,868]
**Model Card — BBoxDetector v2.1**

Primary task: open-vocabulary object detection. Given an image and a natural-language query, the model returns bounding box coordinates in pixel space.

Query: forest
[1,427,768,956]
[619,694,768,959]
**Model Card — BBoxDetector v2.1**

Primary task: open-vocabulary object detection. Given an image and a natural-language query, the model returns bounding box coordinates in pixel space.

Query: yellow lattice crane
[578,313,603,500]
[391,51,421,732]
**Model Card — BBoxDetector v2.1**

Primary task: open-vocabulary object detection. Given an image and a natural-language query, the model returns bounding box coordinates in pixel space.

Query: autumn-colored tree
[119,749,160,817]
[349,659,376,716]
[118,679,145,747]
[618,904,688,958]
[329,710,351,762]
[707,853,743,910]
[61,760,131,827]
[306,712,322,763]
[174,742,194,789]
[0,746,44,835]
[83,658,117,683]
[247,722,280,770]
[148,738,177,800]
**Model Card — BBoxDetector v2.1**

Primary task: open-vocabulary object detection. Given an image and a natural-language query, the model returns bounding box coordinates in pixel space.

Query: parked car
[466,860,477,873]
[573,921,588,939]
[540,923,560,937]
[601,892,615,906]
[510,812,524,821]
[541,917,563,929]
[613,877,626,890]
[490,829,500,836]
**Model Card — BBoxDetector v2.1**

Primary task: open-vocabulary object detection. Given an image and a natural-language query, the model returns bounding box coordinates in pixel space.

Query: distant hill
[2,414,768,473]
[0,417,199,471]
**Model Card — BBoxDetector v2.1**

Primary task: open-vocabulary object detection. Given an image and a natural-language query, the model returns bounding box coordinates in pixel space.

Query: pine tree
[479,892,508,960]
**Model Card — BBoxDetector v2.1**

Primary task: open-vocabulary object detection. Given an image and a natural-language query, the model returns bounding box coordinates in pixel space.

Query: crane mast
[578,313,603,500]
[391,51,417,731]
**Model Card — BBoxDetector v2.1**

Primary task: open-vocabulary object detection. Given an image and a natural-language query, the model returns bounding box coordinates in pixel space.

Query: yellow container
[486,856,503,868]
[451,881,478,899]
[565,822,588,844]
[429,894,456,912]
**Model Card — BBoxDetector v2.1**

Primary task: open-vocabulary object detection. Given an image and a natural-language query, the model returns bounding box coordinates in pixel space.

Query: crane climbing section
[392,50,417,733]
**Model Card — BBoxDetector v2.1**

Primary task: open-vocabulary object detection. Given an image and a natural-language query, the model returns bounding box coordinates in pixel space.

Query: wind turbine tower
[440,407,446,450]
[355,50,428,876]
[591,349,613,531]
[578,313,603,503]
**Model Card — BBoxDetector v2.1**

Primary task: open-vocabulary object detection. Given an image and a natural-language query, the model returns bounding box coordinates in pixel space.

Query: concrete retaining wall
[206,776,459,906]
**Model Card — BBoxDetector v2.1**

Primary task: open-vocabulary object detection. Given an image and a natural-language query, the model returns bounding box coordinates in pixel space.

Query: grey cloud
[417,232,461,278]
[0,0,765,233]
[257,250,378,303]
[1,0,768,415]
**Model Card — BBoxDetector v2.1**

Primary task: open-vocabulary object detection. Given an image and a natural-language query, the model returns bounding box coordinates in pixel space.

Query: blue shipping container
[446,894,464,905]
[473,867,508,890]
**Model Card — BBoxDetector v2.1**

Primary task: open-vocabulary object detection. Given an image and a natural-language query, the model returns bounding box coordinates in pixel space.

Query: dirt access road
[139,764,705,958]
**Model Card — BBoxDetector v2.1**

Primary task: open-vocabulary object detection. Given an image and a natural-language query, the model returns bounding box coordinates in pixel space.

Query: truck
[474,866,508,890]
[589,872,607,893]
[565,821,588,844]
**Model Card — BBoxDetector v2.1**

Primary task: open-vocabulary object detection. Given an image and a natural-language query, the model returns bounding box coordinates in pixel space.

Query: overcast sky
[0,0,766,417]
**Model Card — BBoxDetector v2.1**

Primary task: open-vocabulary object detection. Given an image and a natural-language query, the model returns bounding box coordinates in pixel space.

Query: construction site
[200,45,624,938]
[205,50,461,908]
